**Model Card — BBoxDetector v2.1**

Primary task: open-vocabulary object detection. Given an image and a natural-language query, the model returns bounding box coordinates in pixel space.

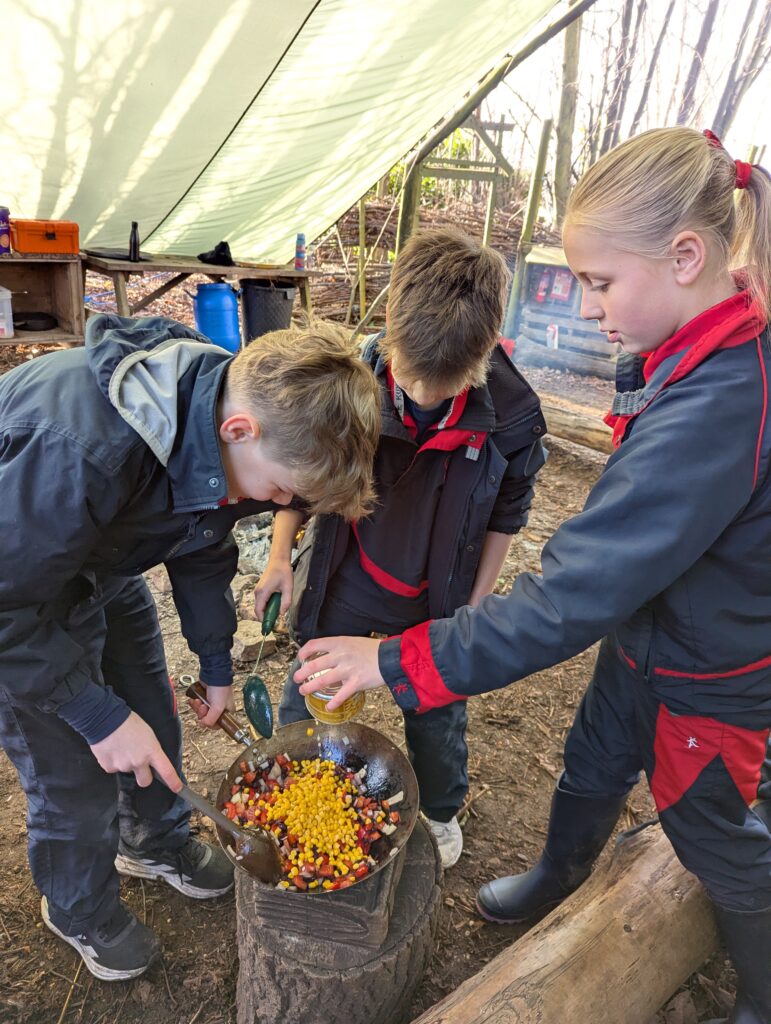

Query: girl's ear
[670,231,707,285]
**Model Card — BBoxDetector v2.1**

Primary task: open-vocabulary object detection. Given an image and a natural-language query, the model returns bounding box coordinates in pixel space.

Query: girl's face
[563,225,687,355]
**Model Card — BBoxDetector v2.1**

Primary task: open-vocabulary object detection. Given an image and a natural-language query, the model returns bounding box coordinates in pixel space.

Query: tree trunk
[235,818,442,1024]
[412,824,720,1024]
[607,0,647,150]
[554,3,582,228]
[629,0,677,135]
[599,0,634,156]
[677,0,720,126]
[711,0,771,138]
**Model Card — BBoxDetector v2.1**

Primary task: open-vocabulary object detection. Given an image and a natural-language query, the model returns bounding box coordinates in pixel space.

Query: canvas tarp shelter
[2,0,564,263]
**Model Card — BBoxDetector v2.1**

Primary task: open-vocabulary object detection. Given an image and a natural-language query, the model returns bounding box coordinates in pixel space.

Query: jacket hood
[85,313,227,466]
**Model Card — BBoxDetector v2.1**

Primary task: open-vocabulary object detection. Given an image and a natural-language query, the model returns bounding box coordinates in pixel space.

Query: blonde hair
[381,227,510,393]
[565,126,771,320]
[225,321,380,520]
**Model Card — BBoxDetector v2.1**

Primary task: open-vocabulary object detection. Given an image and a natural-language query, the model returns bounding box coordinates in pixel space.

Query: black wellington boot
[703,902,771,1024]
[477,776,627,924]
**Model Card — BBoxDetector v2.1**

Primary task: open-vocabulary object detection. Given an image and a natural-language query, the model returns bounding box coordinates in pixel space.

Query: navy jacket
[0,315,274,743]
[290,336,547,642]
[379,293,771,730]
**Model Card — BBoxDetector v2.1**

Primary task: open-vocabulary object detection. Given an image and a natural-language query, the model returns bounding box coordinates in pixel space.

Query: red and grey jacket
[380,290,771,729]
[289,336,547,642]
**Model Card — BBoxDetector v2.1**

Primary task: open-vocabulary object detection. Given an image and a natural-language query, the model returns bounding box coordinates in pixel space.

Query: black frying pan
[188,683,419,894]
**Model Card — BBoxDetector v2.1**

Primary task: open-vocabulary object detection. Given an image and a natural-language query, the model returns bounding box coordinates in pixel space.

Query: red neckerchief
[605,288,766,448]
[385,365,485,456]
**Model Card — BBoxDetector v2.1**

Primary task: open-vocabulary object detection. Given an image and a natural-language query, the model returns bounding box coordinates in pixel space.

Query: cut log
[412,823,720,1024]
[516,337,617,379]
[235,818,442,1024]
[542,402,614,454]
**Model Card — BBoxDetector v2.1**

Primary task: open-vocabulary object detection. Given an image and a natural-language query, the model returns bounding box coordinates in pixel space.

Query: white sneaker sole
[439,846,463,869]
[41,897,154,981]
[115,853,233,899]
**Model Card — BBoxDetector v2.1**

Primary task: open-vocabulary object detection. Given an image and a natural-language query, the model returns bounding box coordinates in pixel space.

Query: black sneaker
[41,896,160,981]
[115,837,234,898]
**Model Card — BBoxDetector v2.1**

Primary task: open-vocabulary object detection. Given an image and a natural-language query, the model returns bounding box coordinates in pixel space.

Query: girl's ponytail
[734,164,771,321]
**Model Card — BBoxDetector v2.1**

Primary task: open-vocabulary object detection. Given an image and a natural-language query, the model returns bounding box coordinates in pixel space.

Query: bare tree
[587,19,615,164]
[606,0,648,149]
[629,0,677,135]
[555,3,583,226]
[711,0,771,137]
[599,0,635,155]
[677,0,720,125]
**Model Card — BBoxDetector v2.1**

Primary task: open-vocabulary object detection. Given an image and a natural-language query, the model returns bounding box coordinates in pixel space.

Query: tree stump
[412,823,720,1024]
[236,818,442,1024]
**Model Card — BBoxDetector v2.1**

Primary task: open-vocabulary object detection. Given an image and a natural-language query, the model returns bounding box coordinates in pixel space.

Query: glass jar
[302,656,365,724]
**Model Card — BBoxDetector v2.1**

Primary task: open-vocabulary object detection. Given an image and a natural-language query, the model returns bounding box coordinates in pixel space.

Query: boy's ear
[219,411,262,444]
[670,231,707,285]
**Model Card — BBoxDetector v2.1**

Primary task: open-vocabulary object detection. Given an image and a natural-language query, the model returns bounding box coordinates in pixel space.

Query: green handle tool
[242,591,281,739]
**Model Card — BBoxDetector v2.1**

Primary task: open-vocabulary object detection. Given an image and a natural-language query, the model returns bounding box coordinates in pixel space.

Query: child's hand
[254,561,294,618]
[188,683,235,728]
[90,711,182,791]
[294,636,385,709]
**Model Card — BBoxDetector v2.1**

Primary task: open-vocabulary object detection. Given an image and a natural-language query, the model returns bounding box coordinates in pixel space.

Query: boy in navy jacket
[0,315,379,979]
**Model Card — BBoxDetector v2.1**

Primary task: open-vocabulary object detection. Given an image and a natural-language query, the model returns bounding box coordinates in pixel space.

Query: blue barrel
[192,282,241,352]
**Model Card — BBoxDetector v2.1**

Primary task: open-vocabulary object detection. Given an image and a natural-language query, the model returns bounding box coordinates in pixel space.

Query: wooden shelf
[0,328,82,346]
[0,254,84,345]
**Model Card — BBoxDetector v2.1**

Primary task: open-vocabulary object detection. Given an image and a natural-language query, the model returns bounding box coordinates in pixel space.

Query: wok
[189,682,420,893]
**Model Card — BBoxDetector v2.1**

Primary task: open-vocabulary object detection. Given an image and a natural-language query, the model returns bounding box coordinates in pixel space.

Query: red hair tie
[703,129,753,189]
[734,160,752,190]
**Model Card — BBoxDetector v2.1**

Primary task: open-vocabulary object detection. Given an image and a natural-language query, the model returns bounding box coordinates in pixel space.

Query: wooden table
[80,251,315,318]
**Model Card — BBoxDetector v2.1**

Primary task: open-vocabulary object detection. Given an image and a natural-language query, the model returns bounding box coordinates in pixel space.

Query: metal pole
[503,118,553,340]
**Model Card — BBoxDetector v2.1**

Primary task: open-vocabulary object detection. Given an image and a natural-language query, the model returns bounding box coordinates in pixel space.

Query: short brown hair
[225,321,380,519]
[381,227,510,392]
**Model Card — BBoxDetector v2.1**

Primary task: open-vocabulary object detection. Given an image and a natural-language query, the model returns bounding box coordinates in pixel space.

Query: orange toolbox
[10,219,80,255]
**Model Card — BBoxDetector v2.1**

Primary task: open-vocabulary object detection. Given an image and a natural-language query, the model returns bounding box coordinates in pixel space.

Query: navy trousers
[0,576,189,933]
[280,594,468,822]
[563,636,771,913]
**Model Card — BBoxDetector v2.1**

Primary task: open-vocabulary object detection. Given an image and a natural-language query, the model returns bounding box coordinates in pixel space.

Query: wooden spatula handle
[182,676,252,747]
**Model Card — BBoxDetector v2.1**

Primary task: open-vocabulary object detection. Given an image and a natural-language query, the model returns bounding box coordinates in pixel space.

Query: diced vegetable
[223,752,399,892]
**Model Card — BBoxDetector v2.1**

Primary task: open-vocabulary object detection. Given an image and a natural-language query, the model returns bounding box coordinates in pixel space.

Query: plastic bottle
[0,285,14,339]
[0,207,10,255]
[294,232,306,270]
[128,221,140,262]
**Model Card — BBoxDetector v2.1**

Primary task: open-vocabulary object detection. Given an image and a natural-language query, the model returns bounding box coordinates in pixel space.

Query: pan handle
[181,675,252,747]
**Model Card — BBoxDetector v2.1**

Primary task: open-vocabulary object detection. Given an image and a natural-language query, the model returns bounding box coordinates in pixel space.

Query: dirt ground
[0,328,735,1023]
